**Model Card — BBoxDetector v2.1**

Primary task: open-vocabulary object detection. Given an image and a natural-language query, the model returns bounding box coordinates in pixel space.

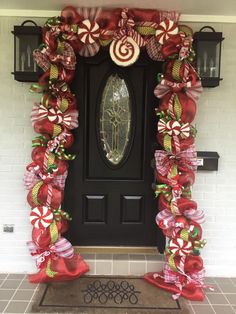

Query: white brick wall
[0,17,236,276]
[191,22,236,276]
[0,17,44,273]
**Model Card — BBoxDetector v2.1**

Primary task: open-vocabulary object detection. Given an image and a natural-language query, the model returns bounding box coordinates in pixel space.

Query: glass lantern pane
[16,35,38,72]
[197,41,220,78]
[99,74,132,166]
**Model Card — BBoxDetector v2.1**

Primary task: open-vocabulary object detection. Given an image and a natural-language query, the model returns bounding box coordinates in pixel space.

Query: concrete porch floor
[0,274,236,313]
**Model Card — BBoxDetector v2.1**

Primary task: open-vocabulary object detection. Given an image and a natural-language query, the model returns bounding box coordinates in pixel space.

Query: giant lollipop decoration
[110,36,140,67]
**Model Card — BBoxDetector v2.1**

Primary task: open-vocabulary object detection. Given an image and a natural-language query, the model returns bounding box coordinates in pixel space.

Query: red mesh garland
[25,6,207,300]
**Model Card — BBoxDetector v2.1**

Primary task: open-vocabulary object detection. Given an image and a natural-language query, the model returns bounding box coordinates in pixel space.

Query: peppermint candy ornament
[30,206,53,229]
[155,19,178,45]
[110,36,140,67]
[78,19,100,45]
[47,108,63,124]
[158,119,181,136]
[166,120,181,136]
[158,119,190,138]
[180,123,190,138]
[169,238,192,256]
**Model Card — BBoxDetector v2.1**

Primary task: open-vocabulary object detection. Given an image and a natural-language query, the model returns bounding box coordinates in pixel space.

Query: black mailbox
[197,151,219,171]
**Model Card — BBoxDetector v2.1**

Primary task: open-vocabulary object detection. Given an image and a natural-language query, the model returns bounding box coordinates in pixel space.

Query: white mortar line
[214,281,236,313]
[2,275,26,314]
[24,282,40,314]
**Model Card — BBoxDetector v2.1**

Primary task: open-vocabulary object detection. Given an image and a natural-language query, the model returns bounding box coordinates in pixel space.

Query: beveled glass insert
[99,74,132,165]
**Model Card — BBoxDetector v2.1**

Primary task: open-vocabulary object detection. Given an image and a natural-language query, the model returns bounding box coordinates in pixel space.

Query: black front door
[64,50,165,250]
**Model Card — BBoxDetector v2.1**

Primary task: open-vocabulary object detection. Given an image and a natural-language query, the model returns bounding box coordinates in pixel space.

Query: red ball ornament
[158,194,197,213]
[156,169,195,187]
[27,183,64,209]
[164,59,198,83]
[189,221,202,240]
[159,91,196,123]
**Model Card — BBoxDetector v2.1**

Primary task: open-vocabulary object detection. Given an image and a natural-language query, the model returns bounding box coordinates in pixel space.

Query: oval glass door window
[99,74,132,166]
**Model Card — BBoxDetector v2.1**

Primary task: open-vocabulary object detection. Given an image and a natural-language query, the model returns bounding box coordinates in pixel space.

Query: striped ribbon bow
[32,133,76,161]
[31,102,78,130]
[23,162,67,190]
[154,78,203,102]
[33,42,76,71]
[27,237,74,269]
[156,208,175,230]
[158,119,190,138]
[155,145,197,177]
[154,265,212,300]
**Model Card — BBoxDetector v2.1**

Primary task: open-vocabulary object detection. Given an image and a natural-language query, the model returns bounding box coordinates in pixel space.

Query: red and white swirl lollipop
[169,238,192,256]
[30,206,53,229]
[110,36,140,67]
[78,19,100,45]
[155,19,178,45]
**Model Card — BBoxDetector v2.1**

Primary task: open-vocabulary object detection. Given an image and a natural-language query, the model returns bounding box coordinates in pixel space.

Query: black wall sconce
[193,26,224,87]
[12,20,42,82]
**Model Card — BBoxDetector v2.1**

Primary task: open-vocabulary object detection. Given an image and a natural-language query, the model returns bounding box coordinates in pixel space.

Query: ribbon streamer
[154,78,203,102]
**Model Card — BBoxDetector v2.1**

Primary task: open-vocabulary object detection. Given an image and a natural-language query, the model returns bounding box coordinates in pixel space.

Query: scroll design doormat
[31,276,191,314]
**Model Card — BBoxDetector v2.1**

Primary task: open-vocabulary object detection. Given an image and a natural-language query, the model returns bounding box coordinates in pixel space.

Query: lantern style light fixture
[12,20,42,82]
[193,26,224,87]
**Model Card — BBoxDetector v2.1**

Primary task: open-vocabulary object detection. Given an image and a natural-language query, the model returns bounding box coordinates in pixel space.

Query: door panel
[64,50,165,250]
[121,196,144,224]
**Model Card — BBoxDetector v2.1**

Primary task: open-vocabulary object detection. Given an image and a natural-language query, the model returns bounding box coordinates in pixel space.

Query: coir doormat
[31,276,191,314]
